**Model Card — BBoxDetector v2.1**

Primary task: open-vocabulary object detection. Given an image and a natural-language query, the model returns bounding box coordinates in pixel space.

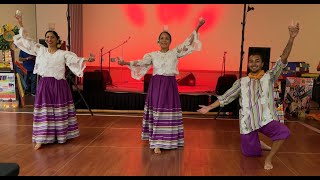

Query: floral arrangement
[0,23,19,50]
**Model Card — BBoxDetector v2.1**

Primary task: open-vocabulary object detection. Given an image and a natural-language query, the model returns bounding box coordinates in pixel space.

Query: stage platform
[71,81,238,115]
[70,67,242,114]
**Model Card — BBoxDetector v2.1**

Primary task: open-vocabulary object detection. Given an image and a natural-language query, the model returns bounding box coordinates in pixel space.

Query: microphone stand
[239,4,254,79]
[66,4,93,116]
[233,4,253,119]
[215,51,227,120]
[239,4,247,79]
[100,37,130,88]
[100,47,104,81]
[223,52,226,76]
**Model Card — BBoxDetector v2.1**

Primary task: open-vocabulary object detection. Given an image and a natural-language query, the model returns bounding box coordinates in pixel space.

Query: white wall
[245,4,320,73]
[0,4,68,60]
[35,4,68,44]
[0,4,37,60]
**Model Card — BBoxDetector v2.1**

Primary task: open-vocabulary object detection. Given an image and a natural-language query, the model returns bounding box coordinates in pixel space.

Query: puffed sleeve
[13,27,42,56]
[174,30,202,58]
[217,79,241,107]
[128,53,153,80]
[268,58,288,82]
[64,51,86,77]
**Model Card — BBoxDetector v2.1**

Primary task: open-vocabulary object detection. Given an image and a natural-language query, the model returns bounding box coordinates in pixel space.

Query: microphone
[247,6,254,12]
[224,51,227,54]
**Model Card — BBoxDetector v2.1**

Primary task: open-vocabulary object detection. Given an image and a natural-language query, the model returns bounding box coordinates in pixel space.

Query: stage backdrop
[82,4,320,73]
[1,4,320,72]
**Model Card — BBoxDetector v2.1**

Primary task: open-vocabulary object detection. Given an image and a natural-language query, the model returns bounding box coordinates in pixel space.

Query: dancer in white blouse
[118,17,205,154]
[13,12,95,150]
[197,22,300,170]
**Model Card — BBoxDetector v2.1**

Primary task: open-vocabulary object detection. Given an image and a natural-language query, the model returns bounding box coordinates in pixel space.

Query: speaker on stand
[214,52,238,118]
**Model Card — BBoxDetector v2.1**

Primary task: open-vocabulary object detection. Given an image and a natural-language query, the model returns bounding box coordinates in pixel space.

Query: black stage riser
[72,90,238,113]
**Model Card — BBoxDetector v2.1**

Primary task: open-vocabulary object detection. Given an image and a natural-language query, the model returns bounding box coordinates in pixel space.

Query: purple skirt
[32,77,79,144]
[141,75,184,149]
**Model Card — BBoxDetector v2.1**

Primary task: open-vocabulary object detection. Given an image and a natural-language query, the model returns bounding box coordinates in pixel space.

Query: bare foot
[154,147,161,154]
[260,141,271,151]
[264,158,273,170]
[34,143,42,150]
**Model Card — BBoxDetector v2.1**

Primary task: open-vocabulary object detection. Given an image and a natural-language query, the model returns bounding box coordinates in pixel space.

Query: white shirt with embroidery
[128,30,202,80]
[13,27,86,80]
[217,59,287,134]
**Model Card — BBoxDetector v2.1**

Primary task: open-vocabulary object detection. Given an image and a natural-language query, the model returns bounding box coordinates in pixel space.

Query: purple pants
[240,120,290,157]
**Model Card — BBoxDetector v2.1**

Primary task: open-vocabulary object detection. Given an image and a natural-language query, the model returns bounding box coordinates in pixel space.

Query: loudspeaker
[95,70,112,85]
[144,74,152,93]
[214,74,239,117]
[83,71,106,92]
[247,47,271,74]
[177,73,196,86]
[215,74,237,95]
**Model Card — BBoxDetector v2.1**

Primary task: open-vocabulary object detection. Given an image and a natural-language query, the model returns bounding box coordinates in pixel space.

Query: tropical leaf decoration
[0,23,19,50]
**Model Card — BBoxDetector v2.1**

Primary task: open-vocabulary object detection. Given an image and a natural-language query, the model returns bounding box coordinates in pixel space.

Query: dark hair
[45,30,60,40]
[45,30,62,49]
[158,31,172,43]
[248,51,263,61]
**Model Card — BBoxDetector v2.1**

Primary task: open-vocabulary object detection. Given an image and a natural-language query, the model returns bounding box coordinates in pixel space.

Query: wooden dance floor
[1,112,320,176]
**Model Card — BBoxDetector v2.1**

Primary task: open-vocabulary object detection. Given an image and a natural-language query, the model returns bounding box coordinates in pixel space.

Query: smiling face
[158,31,171,51]
[45,31,59,48]
[248,54,264,74]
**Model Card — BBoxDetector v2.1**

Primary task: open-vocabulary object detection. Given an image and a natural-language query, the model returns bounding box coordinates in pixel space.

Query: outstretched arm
[117,54,153,80]
[197,79,241,114]
[175,17,205,57]
[117,54,152,67]
[197,100,220,114]
[118,57,131,66]
[13,11,40,56]
[187,17,206,46]
[84,53,95,63]
[14,11,24,28]
[280,21,300,64]
[196,17,205,33]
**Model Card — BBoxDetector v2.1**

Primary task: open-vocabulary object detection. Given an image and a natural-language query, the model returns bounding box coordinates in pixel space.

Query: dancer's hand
[195,17,205,33]
[197,105,211,114]
[87,53,95,62]
[289,21,299,38]
[198,17,205,28]
[14,10,23,27]
[117,57,126,66]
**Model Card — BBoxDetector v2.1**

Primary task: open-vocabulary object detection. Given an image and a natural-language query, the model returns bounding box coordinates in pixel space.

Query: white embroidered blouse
[13,27,86,80]
[128,31,202,80]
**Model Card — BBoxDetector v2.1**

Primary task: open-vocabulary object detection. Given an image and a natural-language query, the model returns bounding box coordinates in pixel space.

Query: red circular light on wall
[123,4,145,27]
[157,4,190,25]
